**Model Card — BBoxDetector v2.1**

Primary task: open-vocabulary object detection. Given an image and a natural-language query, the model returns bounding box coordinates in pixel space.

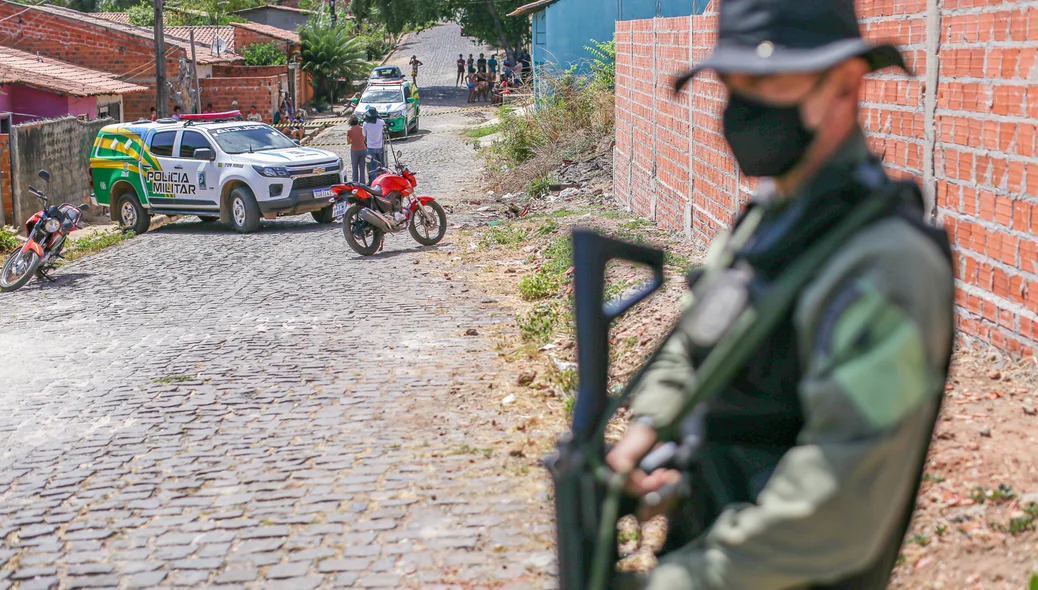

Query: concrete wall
[613,0,1038,355]
[235,8,308,32]
[9,117,111,227]
[618,0,710,21]
[0,134,10,227]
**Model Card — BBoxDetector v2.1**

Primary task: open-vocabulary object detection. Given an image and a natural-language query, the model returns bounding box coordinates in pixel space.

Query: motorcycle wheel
[0,248,41,292]
[408,200,447,246]
[343,204,384,256]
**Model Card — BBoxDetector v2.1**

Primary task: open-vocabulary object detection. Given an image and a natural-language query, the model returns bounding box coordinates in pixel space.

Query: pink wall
[0,85,12,114]
[4,84,97,124]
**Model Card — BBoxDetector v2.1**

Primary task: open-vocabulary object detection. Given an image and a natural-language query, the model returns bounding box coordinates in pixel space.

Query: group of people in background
[345,107,387,185]
[456,51,529,104]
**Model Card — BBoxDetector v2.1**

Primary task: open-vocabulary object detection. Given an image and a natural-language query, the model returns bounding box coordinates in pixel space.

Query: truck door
[174,130,219,210]
[142,130,177,207]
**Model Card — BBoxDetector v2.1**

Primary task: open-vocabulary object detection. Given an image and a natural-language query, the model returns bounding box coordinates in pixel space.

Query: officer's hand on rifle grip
[606,422,682,508]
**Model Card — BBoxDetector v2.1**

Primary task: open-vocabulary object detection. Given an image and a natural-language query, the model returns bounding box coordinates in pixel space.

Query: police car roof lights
[180,111,243,124]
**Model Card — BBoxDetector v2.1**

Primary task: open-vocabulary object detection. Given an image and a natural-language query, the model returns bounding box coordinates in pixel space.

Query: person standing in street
[487,54,498,76]
[467,53,474,72]
[171,105,182,121]
[362,107,387,182]
[148,107,158,121]
[456,53,466,86]
[476,53,487,74]
[345,115,367,183]
[409,55,423,85]
[247,105,262,122]
[603,0,954,589]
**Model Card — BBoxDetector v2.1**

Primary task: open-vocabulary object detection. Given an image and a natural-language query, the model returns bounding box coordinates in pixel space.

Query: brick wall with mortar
[613,0,1038,355]
[9,117,112,227]
[200,76,281,122]
[231,26,295,55]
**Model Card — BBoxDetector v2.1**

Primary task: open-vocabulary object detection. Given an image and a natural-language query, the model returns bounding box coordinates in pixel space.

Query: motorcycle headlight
[44,218,61,233]
[252,165,290,177]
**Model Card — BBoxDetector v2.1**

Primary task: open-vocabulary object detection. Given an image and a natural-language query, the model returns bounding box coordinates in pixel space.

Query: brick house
[0,47,146,223]
[0,1,315,124]
[0,45,147,125]
[0,0,241,120]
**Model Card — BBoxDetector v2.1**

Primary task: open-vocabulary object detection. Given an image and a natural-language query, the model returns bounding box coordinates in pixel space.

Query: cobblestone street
[0,24,555,590]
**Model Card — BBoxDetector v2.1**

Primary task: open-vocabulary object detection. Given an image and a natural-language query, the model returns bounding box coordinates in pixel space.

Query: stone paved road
[0,24,555,590]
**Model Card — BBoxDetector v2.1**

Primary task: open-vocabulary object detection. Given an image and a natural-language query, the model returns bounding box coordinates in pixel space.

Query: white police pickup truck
[90,112,345,234]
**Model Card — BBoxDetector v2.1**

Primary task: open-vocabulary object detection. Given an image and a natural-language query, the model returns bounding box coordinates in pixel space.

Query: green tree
[300,23,370,103]
[242,42,287,66]
[349,0,529,64]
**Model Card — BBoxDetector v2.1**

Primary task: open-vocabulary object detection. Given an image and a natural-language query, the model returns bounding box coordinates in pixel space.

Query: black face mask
[722,92,815,178]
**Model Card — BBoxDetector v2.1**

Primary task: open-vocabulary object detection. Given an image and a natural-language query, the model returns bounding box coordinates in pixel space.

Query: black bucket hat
[678,0,909,89]
[364,106,378,123]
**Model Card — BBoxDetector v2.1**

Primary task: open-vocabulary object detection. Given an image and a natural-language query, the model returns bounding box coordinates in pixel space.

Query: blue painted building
[509,0,709,95]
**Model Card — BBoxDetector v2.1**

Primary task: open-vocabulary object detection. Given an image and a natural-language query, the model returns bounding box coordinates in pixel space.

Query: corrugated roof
[231,21,301,45]
[14,3,243,65]
[0,46,148,96]
[507,0,560,16]
[166,26,237,52]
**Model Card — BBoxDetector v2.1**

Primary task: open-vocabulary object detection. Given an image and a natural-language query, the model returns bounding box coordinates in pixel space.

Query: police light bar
[180,110,241,120]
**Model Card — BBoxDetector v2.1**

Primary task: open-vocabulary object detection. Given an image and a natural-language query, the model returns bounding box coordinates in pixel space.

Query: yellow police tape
[270,106,498,129]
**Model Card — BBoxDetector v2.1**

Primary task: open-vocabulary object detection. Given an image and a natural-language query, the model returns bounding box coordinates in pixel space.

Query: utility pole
[188,29,201,114]
[153,0,168,117]
[330,0,337,25]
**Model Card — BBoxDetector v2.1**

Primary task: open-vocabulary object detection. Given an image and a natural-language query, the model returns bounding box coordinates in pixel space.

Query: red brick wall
[232,25,294,54]
[0,1,187,120]
[200,76,280,123]
[614,0,1038,355]
[219,65,289,78]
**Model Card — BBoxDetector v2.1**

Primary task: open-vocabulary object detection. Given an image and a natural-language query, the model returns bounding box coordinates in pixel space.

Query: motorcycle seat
[355,184,384,198]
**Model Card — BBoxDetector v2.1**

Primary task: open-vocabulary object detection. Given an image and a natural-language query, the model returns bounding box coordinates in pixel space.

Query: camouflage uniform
[627,131,954,590]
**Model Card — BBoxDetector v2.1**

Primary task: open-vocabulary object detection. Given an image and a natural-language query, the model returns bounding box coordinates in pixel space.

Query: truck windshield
[209,125,296,154]
[361,86,404,104]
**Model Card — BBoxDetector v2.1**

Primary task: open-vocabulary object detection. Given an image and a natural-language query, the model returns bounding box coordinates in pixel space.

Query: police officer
[605,0,954,588]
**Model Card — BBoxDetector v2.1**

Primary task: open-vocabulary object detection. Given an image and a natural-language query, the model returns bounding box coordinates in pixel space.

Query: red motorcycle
[1,170,90,292]
[330,150,446,255]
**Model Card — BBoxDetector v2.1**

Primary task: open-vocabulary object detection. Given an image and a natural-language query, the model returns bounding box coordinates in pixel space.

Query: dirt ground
[431,134,1038,588]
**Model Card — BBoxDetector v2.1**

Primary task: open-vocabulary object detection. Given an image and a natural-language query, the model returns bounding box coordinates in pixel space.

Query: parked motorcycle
[330,150,447,255]
[0,170,90,292]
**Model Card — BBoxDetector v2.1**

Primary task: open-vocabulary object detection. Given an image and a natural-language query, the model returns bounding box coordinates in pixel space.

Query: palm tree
[300,25,370,103]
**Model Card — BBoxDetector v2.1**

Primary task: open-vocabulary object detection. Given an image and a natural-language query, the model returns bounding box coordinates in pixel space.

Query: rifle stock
[545,229,665,590]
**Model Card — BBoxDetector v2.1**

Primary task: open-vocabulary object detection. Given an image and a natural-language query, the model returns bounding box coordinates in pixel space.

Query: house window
[534,12,546,46]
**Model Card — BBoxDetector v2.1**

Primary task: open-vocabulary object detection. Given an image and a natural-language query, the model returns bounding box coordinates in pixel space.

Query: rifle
[544,229,666,590]
[545,195,906,590]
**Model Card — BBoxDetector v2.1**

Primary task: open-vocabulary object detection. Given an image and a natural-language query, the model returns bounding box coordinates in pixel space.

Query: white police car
[90,112,345,234]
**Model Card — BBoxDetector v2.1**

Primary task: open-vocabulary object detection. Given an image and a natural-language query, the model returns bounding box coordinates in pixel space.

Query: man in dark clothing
[476,53,487,74]
[604,0,954,588]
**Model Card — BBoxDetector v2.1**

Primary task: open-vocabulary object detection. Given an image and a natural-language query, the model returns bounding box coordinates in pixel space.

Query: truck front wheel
[227,187,261,233]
